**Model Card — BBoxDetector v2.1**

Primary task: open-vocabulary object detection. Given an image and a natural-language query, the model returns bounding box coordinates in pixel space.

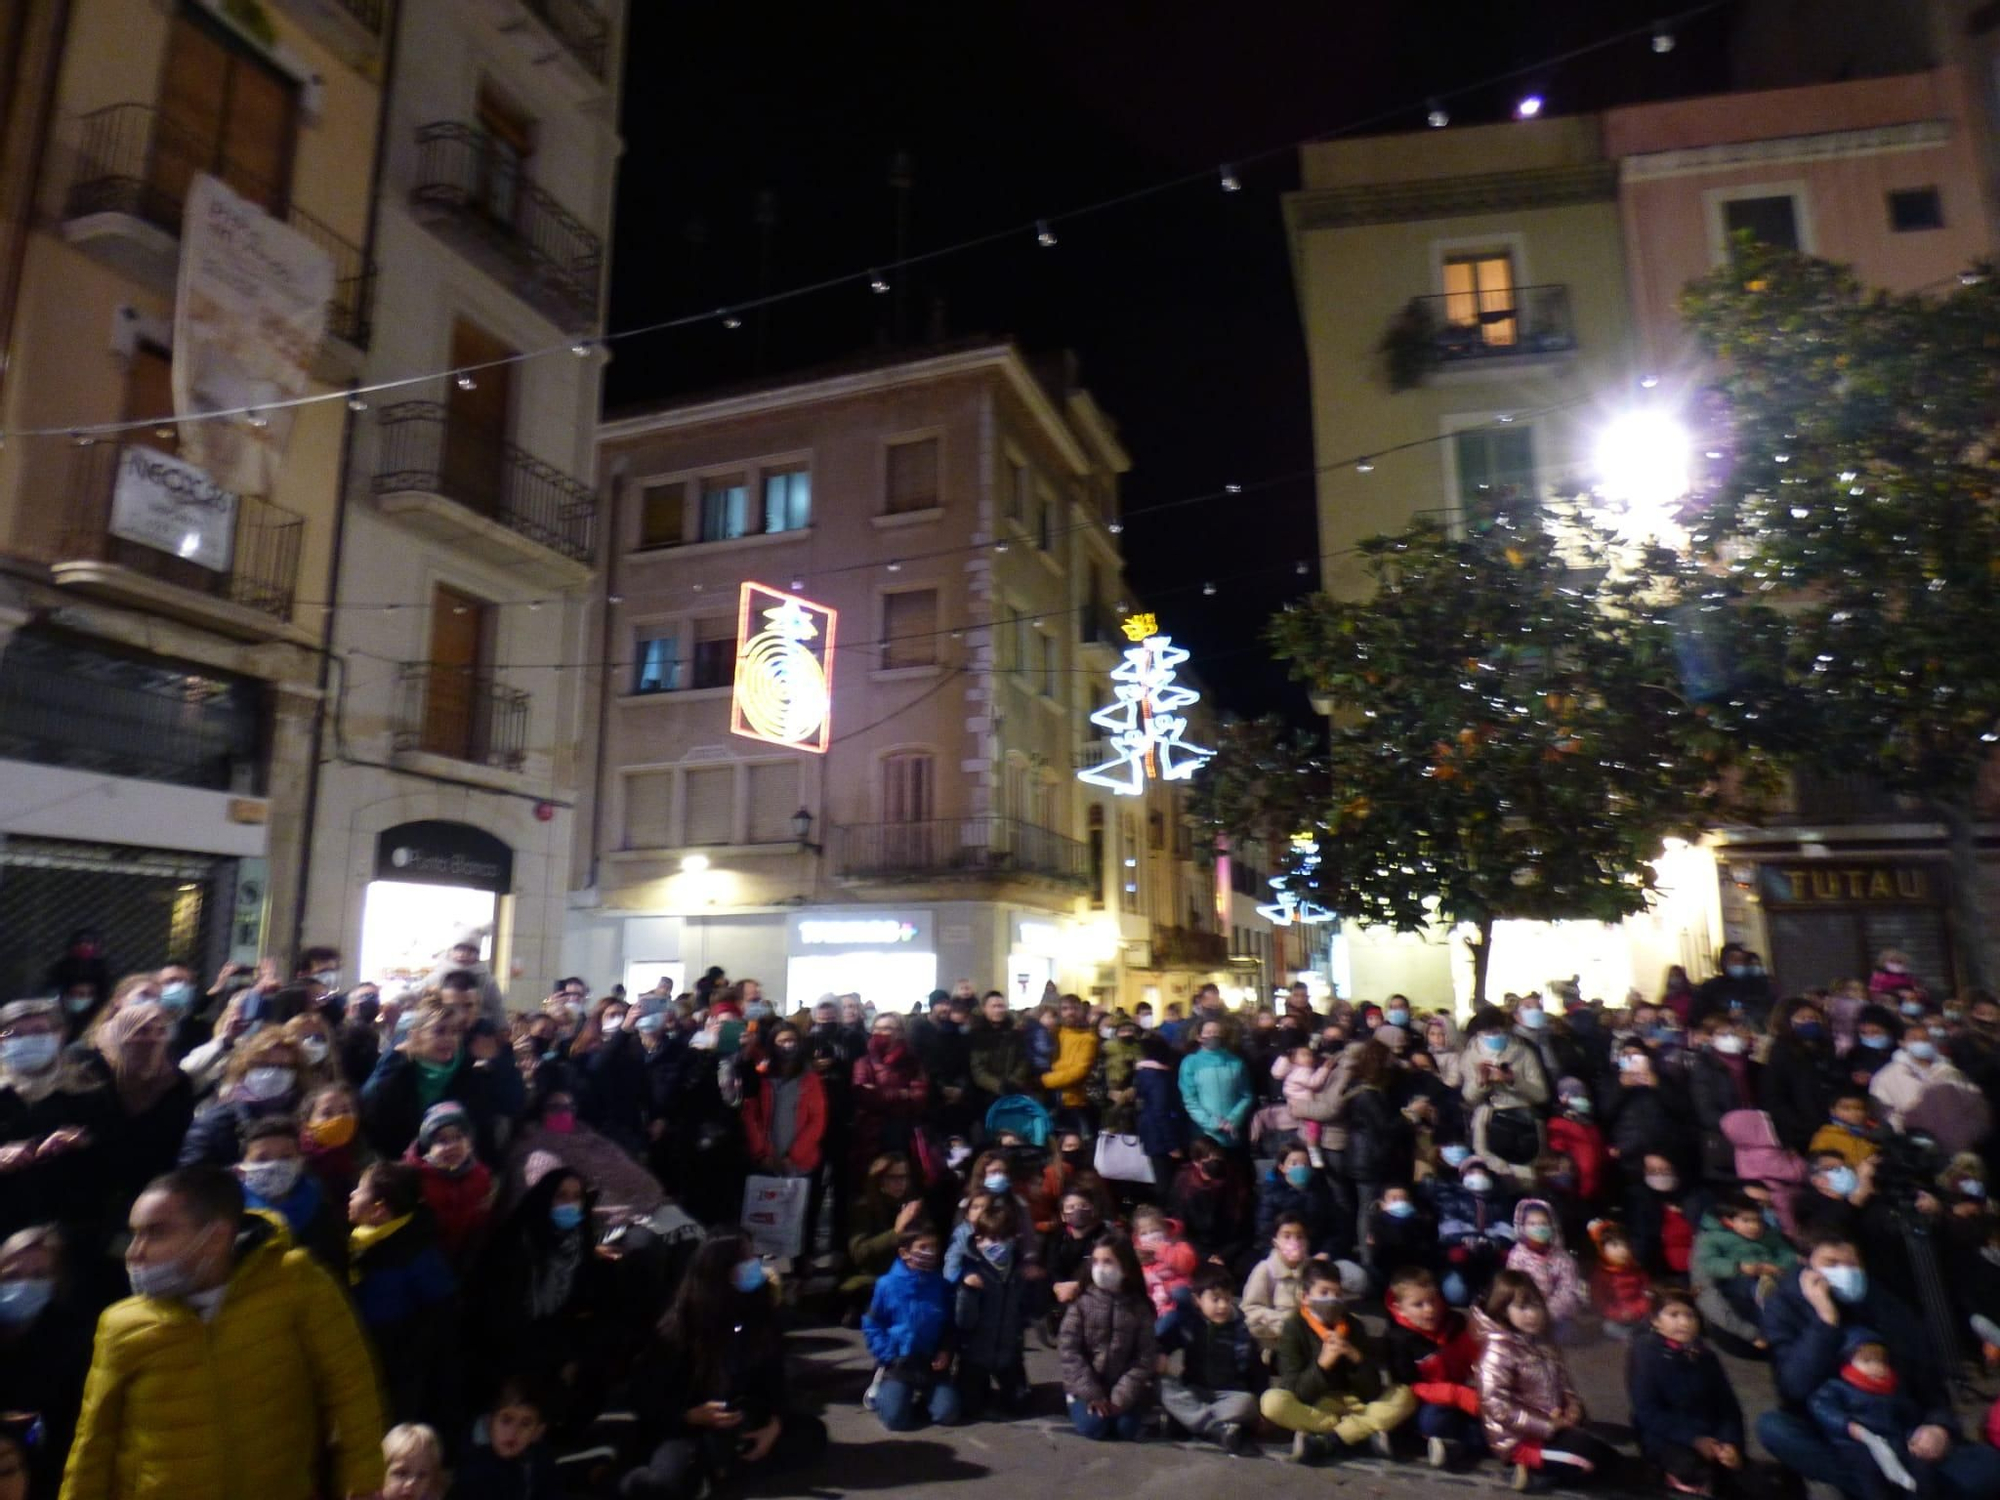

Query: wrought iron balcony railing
[833,817,1089,883]
[393,662,530,770]
[373,402,597,564]
[1415,282,1576,363]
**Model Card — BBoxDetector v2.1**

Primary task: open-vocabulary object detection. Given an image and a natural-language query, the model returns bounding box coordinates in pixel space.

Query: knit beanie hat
[417,1100,471,1151]
[1555,1075,1589,1104]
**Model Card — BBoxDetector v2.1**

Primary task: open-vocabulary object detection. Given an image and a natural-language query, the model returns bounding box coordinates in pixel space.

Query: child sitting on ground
[1156,1264,1266,1454]
[449,1377,558,1500]
[1131,1204,1198,1318]
[1588,1221,1653,1341]
[1547,1078,1609,1205]
[1259,1256,1416,1465]
[1257,1142,1343,1257]
[954,1199,1033,1418]
[1366,1183,1439,1288]
[1692,1194,1793,1352]
[1474,1270,1621,1491]
[1383,1267,1485,1469]
[1808,1089,1882,1172]
[1809,1332,1931,1500]
[382,1423,444,1500]
[407,1101,496,1269]
[1504,1199,1588,1338]
[1243,1215,1313,1347]
[862,1224,960,1432]
[1627,1288,1747,1497]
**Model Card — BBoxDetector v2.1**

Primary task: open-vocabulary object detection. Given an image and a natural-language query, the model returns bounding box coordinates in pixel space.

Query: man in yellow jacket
[1040,993,1100,1112]
[60,1166,384,1500]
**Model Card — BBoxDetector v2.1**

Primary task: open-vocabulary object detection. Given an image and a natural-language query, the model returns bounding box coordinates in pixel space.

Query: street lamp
[1593,407,1692,535]
[792,807,821,852]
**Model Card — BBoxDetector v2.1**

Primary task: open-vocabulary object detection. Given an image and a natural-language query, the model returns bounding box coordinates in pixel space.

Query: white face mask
[1091,1262,1124,1292]
[602,1014,625,1033]
[239,1158,302,1202]
[299,1037,329,1066]
[313,970,340,990]
[1714,1034,1747,1056]
[241,1066,295,1102]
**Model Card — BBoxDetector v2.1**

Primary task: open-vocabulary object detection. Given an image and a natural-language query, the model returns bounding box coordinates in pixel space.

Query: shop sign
[789,912,932,950]
[375,820,514,893]
[109,445,237,571]
[1759,862,1938,906]
[1013,918,1063,954]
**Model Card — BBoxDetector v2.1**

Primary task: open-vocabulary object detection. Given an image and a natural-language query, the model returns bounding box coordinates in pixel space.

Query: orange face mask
[306,1113,357,1150]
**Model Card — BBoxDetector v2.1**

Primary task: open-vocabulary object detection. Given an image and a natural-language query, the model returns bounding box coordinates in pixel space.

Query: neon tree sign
[1258,832,1334,927]
[731,582,837,752]
[1076,613,1215,795]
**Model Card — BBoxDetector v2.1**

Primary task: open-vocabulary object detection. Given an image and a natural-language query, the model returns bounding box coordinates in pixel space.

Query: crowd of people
[5,929,2000,1499]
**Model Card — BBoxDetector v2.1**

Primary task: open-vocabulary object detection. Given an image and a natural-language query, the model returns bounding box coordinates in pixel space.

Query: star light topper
[1257,832,1333,927]
[1076,613,1214,796]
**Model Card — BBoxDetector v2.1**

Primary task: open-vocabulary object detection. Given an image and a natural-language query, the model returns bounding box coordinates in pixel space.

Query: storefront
[1748,857,1951,996]
[360,820,512,987]
[785,909,938,1005]
[1005,914,1066,1004]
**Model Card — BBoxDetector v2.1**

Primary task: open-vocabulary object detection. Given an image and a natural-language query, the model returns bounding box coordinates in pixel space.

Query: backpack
[1484,1105,1541,1166]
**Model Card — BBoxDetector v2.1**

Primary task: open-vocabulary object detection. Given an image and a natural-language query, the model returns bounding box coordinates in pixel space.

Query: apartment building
[0,0,383,994]
[299,0,623,992]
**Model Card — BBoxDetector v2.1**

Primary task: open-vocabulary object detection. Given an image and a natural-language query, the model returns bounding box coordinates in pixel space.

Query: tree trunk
[1466,913,1495,1010]
[1938,796,1991,992]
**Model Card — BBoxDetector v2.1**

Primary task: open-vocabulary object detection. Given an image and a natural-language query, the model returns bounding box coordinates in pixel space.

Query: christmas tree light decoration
[731,582,838,753]
[1257,833,1334,927]
[1076,613,1214,796]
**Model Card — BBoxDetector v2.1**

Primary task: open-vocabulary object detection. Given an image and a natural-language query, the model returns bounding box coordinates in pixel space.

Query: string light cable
[0,4,1722,447]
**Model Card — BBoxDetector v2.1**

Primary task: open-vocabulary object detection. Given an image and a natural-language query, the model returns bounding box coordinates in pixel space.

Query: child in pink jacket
[1131,1204,1199,1317]
[1504,1198,1588,1338]
[1271,1045,1336,1152]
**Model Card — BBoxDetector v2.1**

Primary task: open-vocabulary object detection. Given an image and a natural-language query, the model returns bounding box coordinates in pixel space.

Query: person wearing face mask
[344,1161,458,1430]
[742,1021,826,1185]
[1365,1186,1440,1289]
[43,928,111,1039]
[420,938,505,1029]
[234,1113,347,1274]
[360,997,525,1168]
[292,945,347,1025]
[402,1101,494,1270]
[1688,1019,1758,1186]
[861,1223,961,1431]
[1170,1137,1256,1274]
[1759,1228,2000,1500]
[280,1012,342,1095]
[1179,1017,1252,1151]
[1544,1077,1608,1204]
[177,1030,304,1169]
[65,1165,384,1500]
[966,990,1034,1120]
[1760,997,1841,1154]
[76,997,194,1211]
[0,996,115,1238]
[573,998,650,1154]
[1059,1236,1158,1441]
[1869,1018,1984,1135]
[915,993,978,1139]
[1460,1014,1550,1117]
[474,1159,608,1393]
[1262,1257,1414,1463]
[1692,943,1775,1031]
[1430,1151,1518,1307]
[1257,1144,1343,1260]
[1846,1004,1903,1088]
[0,1223,92,1491]
[337,987,383,1087]
[850,1014,929,1171]
[1040,994,1101,1117]
[1244,1215,1317,1346]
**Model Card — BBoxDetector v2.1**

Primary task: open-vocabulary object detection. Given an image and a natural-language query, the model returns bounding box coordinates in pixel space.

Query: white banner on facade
[109,444,237,572]
[173,174,333,496]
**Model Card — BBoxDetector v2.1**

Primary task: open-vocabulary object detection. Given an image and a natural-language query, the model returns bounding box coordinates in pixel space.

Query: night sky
[605,2,1738,722]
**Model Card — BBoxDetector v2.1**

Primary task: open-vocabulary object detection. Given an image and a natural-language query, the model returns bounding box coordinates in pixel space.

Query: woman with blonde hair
[178,1027,306,1167]
[280,1011,341,1094]
[82,1000,192,1204]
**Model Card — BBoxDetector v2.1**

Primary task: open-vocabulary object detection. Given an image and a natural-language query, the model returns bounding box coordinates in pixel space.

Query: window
[683,765,733,845]
[1442,253,1516,348]
[763,468,811,533]
[1041,629,1058,697]
[1722,195,1800,250]
[699,476,750,541]
[1037,486,1056,551]
[1087,805,1106,909]
[746,762,799,843]
[1148,810,1165,851]
[624,770,674,848]
[634,632,682,694]
[885,437,939,514]
[1011,460,1032,526]
[1120,812,1140,912]
[1005,760,1030,823]
[1015,611,1033,680]
[125,342,178,453]
[1455,424,1536,521]
[638,482,685,548]
[882,752,934,823]
[690,617,735,690]
[475,82,535,225]
[155,8,298,218]
[1887,187,1943,233]
[881,589,939,669]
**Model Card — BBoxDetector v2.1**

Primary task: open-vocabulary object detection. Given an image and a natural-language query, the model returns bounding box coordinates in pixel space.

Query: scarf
[348,1213,413,1284]
[1840,1361,1897,1396]
[413,1049,462,1112]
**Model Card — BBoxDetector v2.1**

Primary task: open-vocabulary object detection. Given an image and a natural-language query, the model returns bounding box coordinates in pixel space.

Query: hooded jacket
[1691,1208,1796,1291]
[1423,1015,1465,1090]
[1280,1041,1356,1151]
[1627,1328,1744,1460]
[1178,1045,1252,1141]
[1544,1111,1609,1201]
[1869,1049,1984,1135]
[1503,1199,1587,1324]
[1808,1327,1923,1442]
[1058,1282,1157,1410]
[1241,1247,1309,1345]
[1384,1301,1481,1413]
[1157,1295,1265,1395]
[1255,1165,1342,1257]
[1460,1032,1550,1112]
[60,1214,383,1500]
[1136,1216,1199,1316]
[1133,1045,1190,1158]
[953,1238,1033,1371]
[741,1064,827,1174]
[862,1255,954,1367]
[1472,1305,1580,1458]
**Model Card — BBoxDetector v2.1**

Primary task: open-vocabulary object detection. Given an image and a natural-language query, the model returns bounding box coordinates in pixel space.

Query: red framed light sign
[730,581,837,753]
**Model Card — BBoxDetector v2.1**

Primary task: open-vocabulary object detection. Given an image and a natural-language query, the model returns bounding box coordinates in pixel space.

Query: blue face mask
[1907,1041,1937,1063]
[1383,1199,1415,1220]
[1386,1009,1410,1028]
[1823,1166,1859,1198]
[1822,1263,1867,1304]
[159,981,195,1012]
[983,1173,1011,1195]
[1725,965,1750,980]
[0,1277,53,1326]
[1518,1009,1547,1031]
[1793,1021,1825,1042]
[550,1202,585,1231]
[979,1240,1014,1269]
[733,1257,767,1294]
[1284,1164,1313,1188]
[1441,1144,1471,1168]
[1480,1033,1507,1054]
[1860,1033,1891,1050]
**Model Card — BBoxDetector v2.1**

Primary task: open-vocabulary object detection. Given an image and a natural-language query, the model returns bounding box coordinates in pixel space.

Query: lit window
[635,632,681,694]
[1442,253,1516,347]
[699,476,749,541]
[763,468,810,533]
[639,481,684,548]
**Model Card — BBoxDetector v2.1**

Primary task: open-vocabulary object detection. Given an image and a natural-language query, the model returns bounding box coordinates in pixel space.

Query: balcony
[1387,284,1575,388]
[51,442,307,642]
[1152,924,1230,969]
[468,0,610,101]
[372,402,596,586]
[59,104,375,375]
[408,121,602,328]
[392,663,529,774]
[272,0,386,69]
[832,817,1089,886]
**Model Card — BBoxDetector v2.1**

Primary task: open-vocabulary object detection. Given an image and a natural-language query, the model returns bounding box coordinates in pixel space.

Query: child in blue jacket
[1809,1329,1928,1500]
[954,1199,1033,1417]
[1627,1288,1746,1496]
[863,1224,961,1431]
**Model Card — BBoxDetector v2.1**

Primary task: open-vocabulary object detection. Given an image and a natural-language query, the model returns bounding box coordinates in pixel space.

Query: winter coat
[1285,1042,1358,1150]
[1472,1306,1580,1458]
[1460,1034,1550,1112]
[1058,1284,1157,1410]
[1423,1016,1465,1091]
[1134,1054,1190,1158]
[1604,1080,1686,1169]
[1545,1114,1609,1202]
[1760,1034,1838,1153]
[1365,1201,1439,1279]
[1274,1053,1335,1119]
[1178,1047,1252,1142]
[1169,1162,1254,1270]
[347,1210,456,1422]
[1721,1109,1809,1238]
[1041,1026,1099,1109]
[406,1153,495,1265]
[1592,1260,1653,1325]
[1241,1249,1309,1345]
[243,1169,348,1277]
[1137,1218,1199,1317]
[851,1041,928,1158]
[1429,1170,1517,1243]
[1810,1364,1922,1443]
[1158,1298,1266,1394]
[1255,1167,1342,1257]
[967,1015,1034,1101]
[1806,1120,1880,1171]
[954,1242,1032,1370]
[862,1256,954,1367]
[1099,1036,1143,1131]
[1689,1050,1757,1180]
[576,1030,650,1150]
[1627,1329,1745,1459]
[1503,1199,1587,1324]
[1270,1305,1392,1406]
[1384,1302,1482,1412]
[741,1067,827,1174]
[1869,1051,1983,1133]
[1691,1210,1796,1291]
[177,1096,291,1171]
[59,1214,383,1500]
[1343,1083,1415,1185]
[360,1047,524,1165]
[1761,1266,1954,1427]
[448,1442,559,1500]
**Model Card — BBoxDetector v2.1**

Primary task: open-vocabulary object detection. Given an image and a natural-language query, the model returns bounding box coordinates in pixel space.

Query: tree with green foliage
[1185,714,1331,859]
[1264,511,1776,1003]
[1681,240,2000,986]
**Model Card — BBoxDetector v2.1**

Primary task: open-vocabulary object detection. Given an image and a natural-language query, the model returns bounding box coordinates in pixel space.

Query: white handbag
[1093,1133,1156,1184]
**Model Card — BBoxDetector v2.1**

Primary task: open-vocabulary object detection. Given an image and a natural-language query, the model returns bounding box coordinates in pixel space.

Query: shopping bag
[1093,1133,1156,1185]
[741,1173,810,1259]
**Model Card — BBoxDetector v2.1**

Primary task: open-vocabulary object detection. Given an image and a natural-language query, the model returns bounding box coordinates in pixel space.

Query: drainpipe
[0,0,73,413]
[587,460,625,891]
[289,0,400,960]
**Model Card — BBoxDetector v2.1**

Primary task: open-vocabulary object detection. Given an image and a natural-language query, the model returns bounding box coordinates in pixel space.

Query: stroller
[1720,1108,1808,1238]
[985,1093,1053,1148]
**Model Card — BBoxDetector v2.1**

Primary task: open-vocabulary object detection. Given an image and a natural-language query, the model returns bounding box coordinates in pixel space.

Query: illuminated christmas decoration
[1257,832,1334,927]
[1076,613,1214,795]
[731,581,837,752]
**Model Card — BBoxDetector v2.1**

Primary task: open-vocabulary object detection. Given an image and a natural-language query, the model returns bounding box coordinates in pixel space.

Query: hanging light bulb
[1295,560,1310,576]
[1651,22,1675,53]
[1515,94,1544,119]
[246,410,269,428]
[569,339,593,357]
[994,538,1010,553]
[72,430,94,447]
[155,425,176,440]
[869,270,890,295]
[790,576,805,592]
[1426,99,1449,129]
[1219,164,1241,193]
[1035,219,1057,248]
[456,372,477,391]
[720,309,743,329]
[345,384,368,413]
[1224,483,1241,494]
[1107,521,1124,535]
[1356,458,1375,473]
[1202,580,1217,596]
[886,558,902,573]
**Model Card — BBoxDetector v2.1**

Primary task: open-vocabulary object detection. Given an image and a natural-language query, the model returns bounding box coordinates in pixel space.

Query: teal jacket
[1179,1047,1253,1142]
[1691,1211,1796,1290]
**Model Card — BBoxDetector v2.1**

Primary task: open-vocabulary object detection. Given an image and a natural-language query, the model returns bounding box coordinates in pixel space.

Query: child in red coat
[1588,1220,1652,1340]
[1547,1077,1610,1205]
[406,1101,494,1268]
[1132,1204,1199,1317]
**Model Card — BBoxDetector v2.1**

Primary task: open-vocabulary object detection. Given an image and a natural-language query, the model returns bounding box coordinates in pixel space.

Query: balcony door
[474,83,535,227]
[881,751,934,870]
[443,318,515,517]
[1441,252,1516,349]
[424,584,492,761]
[153,6,296,220]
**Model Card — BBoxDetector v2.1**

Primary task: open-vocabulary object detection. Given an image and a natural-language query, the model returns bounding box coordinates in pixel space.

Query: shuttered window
[746,761,798,843]
[684,765,733,845]
[885,437,939,514]
[624,771,674,848]
[881,589,938,669]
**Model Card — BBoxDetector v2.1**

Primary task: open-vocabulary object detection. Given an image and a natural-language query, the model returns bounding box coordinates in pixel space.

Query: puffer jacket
[1241,1248,1308,1345]
[1133,1052,1189,1158]
[1691,1210,1795,1291]
[967,1015,1033,1101]
[1472,1306,1579,1459]
[954,1240,1033,1370]
[862,1255,954,1367]
[1179,1047,1252,1142]
[1041,1026,1099,1109]
[1502,1199,1587,1324]
[1460,1034,1550,1112]
[1271,1304,1392,1406]
[1058,1283,1157,1411]
[60,1213,383,1500]
[1628,1328,1744,1460]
